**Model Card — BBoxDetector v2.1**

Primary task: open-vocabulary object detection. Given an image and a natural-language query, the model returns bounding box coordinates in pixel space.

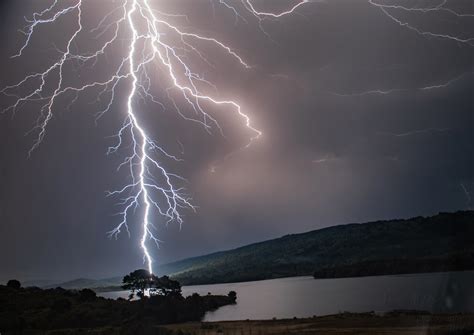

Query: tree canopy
[6,279,21,289]
[122,269,182,299]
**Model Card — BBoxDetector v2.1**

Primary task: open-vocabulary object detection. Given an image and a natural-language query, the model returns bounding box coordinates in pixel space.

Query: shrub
[79,288,97,301]
[52,298,72,312]
[6,279,21,289]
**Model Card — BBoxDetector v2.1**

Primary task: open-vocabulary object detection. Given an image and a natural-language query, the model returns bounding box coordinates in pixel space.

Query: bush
[79,288,97,301]
[51,298,72,313]
[6,279,21,289]
[227,291,237,302]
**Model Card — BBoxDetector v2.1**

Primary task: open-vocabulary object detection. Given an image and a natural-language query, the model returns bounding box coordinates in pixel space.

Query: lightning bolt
[243,0,309,18]
[368,0,474,45]
[377,128,451,137]
[324,1,473,98]
[460,182,472,205]
[331,71,473,97]
[2,0,308,274]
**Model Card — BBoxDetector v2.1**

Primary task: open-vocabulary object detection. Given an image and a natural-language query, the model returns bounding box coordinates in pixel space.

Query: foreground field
[162,312,474,335]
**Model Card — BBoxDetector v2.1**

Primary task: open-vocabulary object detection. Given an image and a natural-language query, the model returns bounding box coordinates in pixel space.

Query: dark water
[99,271,474,321]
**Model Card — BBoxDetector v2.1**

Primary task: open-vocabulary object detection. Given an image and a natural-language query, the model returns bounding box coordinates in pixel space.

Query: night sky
[0,0,472,282]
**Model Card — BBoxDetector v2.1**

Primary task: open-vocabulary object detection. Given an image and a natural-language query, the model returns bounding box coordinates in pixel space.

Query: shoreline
[93,269,474,293]
[162,311,474,335]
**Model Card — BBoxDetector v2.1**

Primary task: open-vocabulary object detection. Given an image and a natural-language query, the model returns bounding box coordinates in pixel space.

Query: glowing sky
[0,0,472,281]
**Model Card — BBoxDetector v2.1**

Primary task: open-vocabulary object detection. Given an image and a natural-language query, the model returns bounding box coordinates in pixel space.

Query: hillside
[36,211,474,289]
[157,211,474,285]
[43,278,121,290]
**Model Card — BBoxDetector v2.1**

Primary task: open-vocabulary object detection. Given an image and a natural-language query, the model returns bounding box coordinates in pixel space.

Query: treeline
[0,281,236,334]
[313,253,474,279]
[161,211,474,285]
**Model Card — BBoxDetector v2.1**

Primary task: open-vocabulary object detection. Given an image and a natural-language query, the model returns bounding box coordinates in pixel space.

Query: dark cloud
[0,0,472,281]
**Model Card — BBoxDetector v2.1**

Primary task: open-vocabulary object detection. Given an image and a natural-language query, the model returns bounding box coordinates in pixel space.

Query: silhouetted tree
[6,279,21,289]
[122,269,159,299]
[156,276,181,297]
[79,288,96,301]
[227,290,237,302]
[122,270,183,299]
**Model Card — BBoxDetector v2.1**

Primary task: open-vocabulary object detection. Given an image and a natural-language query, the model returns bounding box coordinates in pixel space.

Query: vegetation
[150,211,474,285]
[121,269,182,299]
[163,311,474,335]
[6,279,21,290]
[0,274,237,334]
[29,211,473,291]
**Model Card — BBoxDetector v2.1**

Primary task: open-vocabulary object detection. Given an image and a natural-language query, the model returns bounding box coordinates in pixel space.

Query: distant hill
[23,277,122,291]
[156,211,474,285]
[35,211,474,289]
[21,279,60,288]
[43,278,121,290]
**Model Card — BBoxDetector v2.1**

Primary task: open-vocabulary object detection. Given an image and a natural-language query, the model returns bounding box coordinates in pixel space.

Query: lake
[99,271,474,321]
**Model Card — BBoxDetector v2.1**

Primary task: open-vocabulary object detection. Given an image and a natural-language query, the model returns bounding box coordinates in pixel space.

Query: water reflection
[99,271,474,321]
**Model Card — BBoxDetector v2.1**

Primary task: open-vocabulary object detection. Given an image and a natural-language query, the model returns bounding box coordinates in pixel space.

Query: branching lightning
[368,0,474,45]
[4,0,469,273]
[336,1,473,98]
[377,128,451,138]
[2,0,307,274]
[331,71,472,97]
[460,183,472,205]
